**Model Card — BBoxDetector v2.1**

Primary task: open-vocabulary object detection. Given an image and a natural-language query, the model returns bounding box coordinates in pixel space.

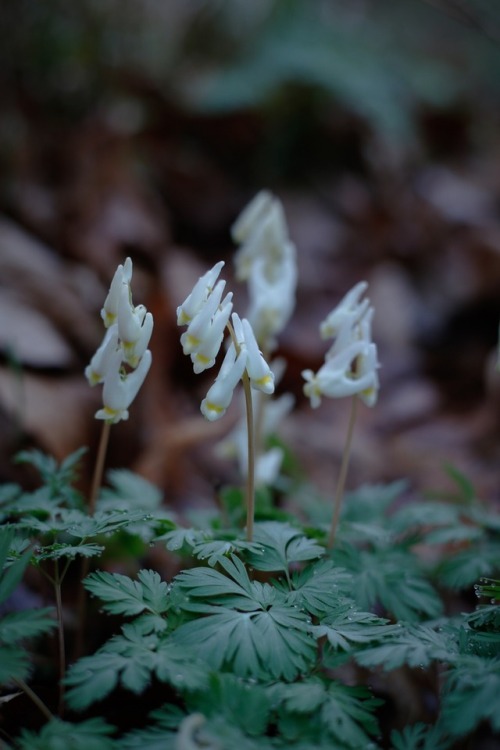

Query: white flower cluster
[85,257,153,423]
[176,261,275,422]
[302,281,379,408]
[231,190,297,352]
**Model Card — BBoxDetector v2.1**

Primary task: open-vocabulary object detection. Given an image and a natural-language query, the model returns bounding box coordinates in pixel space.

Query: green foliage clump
[1,450,500,749]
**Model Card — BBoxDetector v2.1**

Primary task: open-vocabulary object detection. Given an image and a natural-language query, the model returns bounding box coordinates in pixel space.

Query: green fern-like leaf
[171,600,315,681]
[312,604,399,651]
[16,717,116,750]
[332,544,442,621]
[0,608,55,645]
[355,622,456,671]
[436,541,500,590]
[0,646,31,684]
[65,626,209,710]
[84,569,169,617]
[245,522,324,573]
[280,558,353,616]
[439,655,500,737]
[390,721,451,750]
[275,679,381,748]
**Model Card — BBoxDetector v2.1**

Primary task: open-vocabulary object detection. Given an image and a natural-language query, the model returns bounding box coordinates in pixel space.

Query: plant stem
[226,319,257,541]
[75,421,111,660]
[53,562,66,716]
[13,678,53,722]
[242,371,256,542]
[88,420,111,516]
[327,395,359,550]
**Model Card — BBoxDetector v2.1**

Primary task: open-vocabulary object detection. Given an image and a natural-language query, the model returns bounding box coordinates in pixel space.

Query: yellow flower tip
[201,400,226,421]
[253,374,274,393]
[177,310,191,326]
[194,353,211,366]
[182,334,201,354]
[102,312,117,328]
[88,371,102,386]
[205,401,224,414]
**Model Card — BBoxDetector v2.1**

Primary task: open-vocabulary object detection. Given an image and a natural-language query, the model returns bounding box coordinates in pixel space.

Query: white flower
[231,190,274,245]
[200,345,248,421]
[232,198,289,282]
[87,257,153,423]
[85,325,119,386]
[246,249,297,348]
[240,317,275,394]
[176,261,225,326]
[320,281,369,341]
[101,257,133,328]
[231,191,297,351]
[180,280,228,355]
[117,283,154,368]
[302,282,379,408]
[302,341,375,408]
[95,348,152,424]
[190,294,233,374]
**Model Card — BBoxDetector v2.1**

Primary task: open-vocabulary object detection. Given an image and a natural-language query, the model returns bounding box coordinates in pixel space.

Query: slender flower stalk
[177,263,275,539]
[328,395,359,549]
[78,257,153,655]
[302,281,380,548]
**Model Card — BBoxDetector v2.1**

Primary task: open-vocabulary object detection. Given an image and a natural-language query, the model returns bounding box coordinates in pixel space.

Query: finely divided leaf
[355,623,455,671]
[17,717,116,750]
[283,559,353,616]
[85,569,169,617]
[65,629,208,710]
[0,527,32,604]
[0,646,31,684]
[35,543,104,561]
[312,605,399,651]
[171,602,315,680]
[439,656,500,736]
[245,522,324,572]
[0,608,55,645]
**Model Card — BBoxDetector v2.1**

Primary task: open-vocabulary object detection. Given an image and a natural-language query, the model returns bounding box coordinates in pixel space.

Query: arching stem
[327,395,359,549]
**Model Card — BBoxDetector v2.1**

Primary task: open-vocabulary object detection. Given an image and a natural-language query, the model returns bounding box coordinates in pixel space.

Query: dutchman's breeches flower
[95,348,152,424]
[240,317,275,394]
[190,296,233,374]
[320,281,369,341]
[302,281,380,409]
[101,257,133,328]
[117,284,154,368]
[180,280,228,356]
[201,345,248,421]
[85,325,119,386]
[303,341,377,408]
[176,261,225,326]
[247,251,297,348]
[87,256,153,424]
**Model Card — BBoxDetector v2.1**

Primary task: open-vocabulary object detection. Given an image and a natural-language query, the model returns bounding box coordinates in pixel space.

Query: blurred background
[0,0,499,507]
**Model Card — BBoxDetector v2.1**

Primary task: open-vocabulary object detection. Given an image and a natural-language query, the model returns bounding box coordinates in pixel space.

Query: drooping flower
[200,345,248,421]
[85,325,119,386]
[100,257,133,328]
[86,257,153,423]
[231,191,297,352]
[117,283,154,368]
[176,261,225,326]
[302,282,379,408]
[95,349,152,424]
